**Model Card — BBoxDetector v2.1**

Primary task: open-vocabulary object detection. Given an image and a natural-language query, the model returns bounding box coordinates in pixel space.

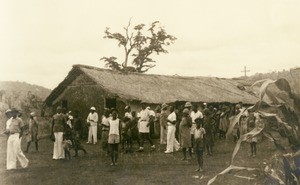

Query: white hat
[68,115,73,120]
[90,107,96,111]
[184,102,192,108]
[146,106,150,110]
[30,112,36,117]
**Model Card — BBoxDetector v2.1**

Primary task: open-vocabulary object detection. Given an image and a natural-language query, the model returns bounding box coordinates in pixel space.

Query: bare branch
[101,20,176,73]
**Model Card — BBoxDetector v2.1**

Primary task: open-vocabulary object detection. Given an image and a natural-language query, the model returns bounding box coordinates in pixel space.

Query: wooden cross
[241,66,250,77]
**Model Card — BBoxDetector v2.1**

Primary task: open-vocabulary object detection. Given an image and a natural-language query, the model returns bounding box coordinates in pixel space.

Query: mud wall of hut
[49,74,106,118]
[48,73,131,119]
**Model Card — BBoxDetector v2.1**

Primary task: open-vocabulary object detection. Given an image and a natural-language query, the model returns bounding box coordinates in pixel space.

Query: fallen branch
[233,175,255,180]
[207,165,257,185]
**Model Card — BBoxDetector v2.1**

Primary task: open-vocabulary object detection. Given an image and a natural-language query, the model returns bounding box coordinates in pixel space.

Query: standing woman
[5,108,29,170]
[51,106,66,160]
[219,106,230,139]
[25,112,39,152]
[108,109,121,166]
[160,103,168,145]
[179,108,192,160]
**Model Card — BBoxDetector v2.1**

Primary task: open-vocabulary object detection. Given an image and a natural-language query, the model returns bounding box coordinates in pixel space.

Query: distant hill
[0,81,51,113]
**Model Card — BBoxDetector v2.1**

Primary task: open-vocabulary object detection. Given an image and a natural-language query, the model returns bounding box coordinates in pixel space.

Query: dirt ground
[0,129,277,185]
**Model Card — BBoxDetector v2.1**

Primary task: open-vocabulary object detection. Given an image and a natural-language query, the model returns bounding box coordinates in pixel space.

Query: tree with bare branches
[100,20,176,73]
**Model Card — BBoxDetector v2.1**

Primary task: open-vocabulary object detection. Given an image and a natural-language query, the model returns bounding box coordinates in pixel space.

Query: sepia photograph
[0,0,300,184]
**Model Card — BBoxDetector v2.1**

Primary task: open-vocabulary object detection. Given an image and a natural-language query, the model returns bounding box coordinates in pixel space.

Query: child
[124,111,140,153]
[247,112,260,157]
[66,115,87,157]
[62,139,72,160]
[101,109,110,156]
[73,133,87,157]
[63,116,73,160]
[25,112,39,152]
[193,119,206,172]
[108,109,121,166]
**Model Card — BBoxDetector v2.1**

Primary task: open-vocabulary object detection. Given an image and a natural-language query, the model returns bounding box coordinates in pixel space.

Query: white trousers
[88,126,97,144]
[7,133,29,170]
[53,132,64,159]
[166,125,180,152]
[160,125,167,144]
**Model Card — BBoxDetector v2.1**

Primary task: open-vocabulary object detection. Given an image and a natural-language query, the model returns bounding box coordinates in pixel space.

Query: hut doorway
[105,98,116,109]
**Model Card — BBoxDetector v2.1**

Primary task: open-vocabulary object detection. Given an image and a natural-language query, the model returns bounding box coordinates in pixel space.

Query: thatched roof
[45,64,258,105]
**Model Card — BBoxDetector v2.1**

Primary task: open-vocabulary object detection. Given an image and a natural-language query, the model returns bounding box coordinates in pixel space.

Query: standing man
[87,106,98,144]
[5,108,29,170]
[51,106,66,160]
[136,103,155,152]
[165,106,180,153]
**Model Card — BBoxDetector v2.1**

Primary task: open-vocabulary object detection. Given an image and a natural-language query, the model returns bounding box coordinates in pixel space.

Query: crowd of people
[3,101,262,172]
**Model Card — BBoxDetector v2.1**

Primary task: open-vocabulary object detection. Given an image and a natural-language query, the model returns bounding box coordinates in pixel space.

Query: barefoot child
[62,139,72,160]
[25,112,39,152]
[108,109,121,165]
[193,118,206,172]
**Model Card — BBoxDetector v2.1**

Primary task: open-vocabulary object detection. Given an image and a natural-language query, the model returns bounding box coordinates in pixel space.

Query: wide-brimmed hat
[30,112,36,117]
[161,103,168,110]
[10,108,19,113]
[184,102,192,108]
[56,106,62,110]
[5,109,12,114]
[8,108,19,115]
[90,107,96,111]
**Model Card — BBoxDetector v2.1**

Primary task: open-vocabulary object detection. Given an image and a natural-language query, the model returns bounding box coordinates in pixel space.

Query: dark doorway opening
[105,98,116,109]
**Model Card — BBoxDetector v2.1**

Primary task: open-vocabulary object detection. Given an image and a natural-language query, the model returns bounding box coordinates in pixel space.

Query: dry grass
[0,118,277,185]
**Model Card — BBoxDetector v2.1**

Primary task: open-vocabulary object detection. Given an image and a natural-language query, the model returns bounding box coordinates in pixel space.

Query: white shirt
[101,116,110,127]
[109,118,120,135]
[138,109,150,133]
[190,111,203,123]
[87,112,98,126]
[67,120,72,129]
[167,112,176,126]
[6,117,12,130]
[194,128,206,139]
[125,112,132,119]
[149,110,155,117]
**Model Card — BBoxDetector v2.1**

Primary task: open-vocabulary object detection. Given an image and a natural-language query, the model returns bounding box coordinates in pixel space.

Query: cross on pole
[241,66,250,77]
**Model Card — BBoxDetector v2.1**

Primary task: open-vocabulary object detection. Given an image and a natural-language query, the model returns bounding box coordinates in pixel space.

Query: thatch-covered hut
[44,64,258,117]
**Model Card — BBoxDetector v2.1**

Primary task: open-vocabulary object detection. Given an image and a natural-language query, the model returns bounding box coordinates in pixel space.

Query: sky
[0,0,299,89]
